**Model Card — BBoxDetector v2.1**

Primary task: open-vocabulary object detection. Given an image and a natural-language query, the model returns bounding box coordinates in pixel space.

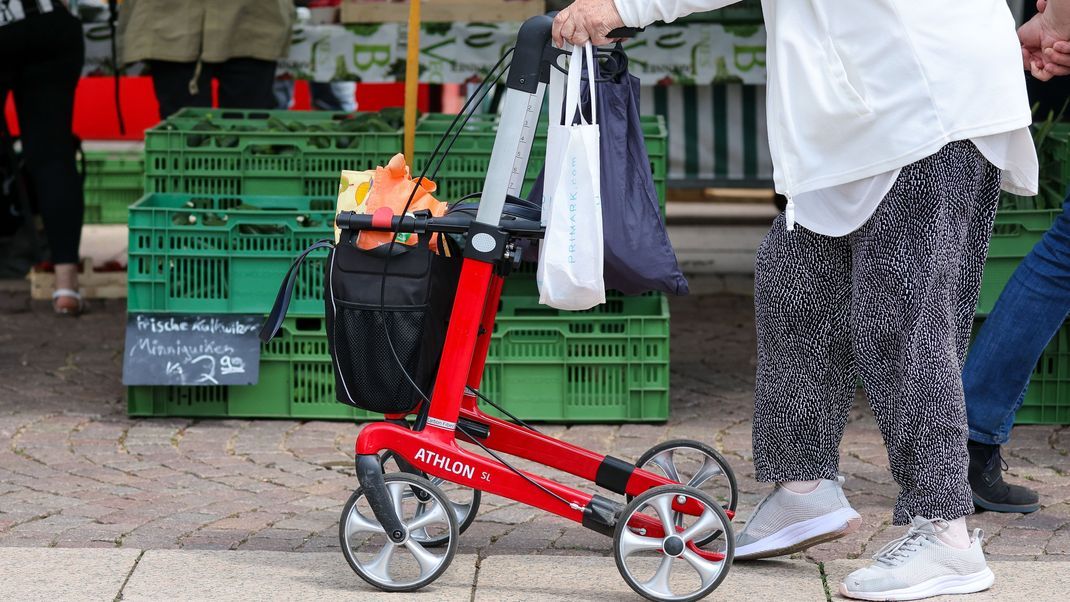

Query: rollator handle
[606,26,643,38]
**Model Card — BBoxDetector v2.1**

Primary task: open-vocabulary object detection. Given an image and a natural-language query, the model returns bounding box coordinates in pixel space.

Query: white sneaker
[839,517,995,601]
[735,477,862,560]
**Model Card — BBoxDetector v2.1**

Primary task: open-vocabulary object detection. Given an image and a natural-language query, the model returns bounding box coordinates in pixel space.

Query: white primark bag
[537,43,605,311]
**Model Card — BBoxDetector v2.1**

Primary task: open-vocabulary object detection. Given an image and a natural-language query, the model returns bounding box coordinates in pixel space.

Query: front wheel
[339,473,458,592]
[380,450,481,547]
[614,485,734,602]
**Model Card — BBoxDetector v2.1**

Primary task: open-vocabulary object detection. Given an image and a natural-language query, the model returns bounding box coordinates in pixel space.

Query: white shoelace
[871,518,949,566]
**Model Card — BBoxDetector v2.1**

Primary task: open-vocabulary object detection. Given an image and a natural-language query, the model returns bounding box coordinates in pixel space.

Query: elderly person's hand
[1020,0,1070,80]
[552,0,626,47]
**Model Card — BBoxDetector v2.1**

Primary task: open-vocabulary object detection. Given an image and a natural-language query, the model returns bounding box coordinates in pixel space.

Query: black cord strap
[259,239,333,343]
[457,423,580,511]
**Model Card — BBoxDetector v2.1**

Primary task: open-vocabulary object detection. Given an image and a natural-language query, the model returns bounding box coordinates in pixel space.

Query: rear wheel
[614,485,734,601]
[632,440,738,546]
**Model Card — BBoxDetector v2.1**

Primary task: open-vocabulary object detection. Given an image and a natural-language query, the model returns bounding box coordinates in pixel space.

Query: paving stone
[984,527,1050,556]
[0,547,140,600]
[1045,531,1070,555]
[1009,512,1070,531]
[475,555,824,601]
[122,550,477,601]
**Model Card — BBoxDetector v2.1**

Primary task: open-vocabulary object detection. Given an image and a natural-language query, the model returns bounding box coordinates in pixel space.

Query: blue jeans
[964,193,1070,445]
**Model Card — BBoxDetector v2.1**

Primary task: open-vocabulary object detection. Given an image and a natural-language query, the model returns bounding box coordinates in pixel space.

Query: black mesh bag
[326,236,460,412]
[261,234,460,414]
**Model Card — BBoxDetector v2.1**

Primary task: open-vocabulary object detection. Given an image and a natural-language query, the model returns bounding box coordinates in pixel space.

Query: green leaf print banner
[81,22,767,85]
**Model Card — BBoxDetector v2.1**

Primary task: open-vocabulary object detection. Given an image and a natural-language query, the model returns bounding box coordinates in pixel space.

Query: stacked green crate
[128,293,670,423]
[128,156,671,421]
[977,209,1061,315]
[1014,325,1070,424]
[125,193,355,420]
[973,125,1070,424]
[126,194,336,315]
[481,294,670,422]
[981,124,1069,314]
[134,108,402,419]
[83,151,144,224]
[143,108,403,197]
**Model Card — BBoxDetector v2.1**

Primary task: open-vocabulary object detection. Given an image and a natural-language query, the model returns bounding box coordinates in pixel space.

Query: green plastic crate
[127,316,375,420]
[977,209,1060,315]
[481,293,670,422]
[1016,323,1070,424]
[413,113,668,205]
[999,124,1069,211]
[971,317,1070,425]
[83,151,144,224]
[129,293,670,423]
[127,193,335,315]
[144,108,402,198]
[1054,125,1070,201]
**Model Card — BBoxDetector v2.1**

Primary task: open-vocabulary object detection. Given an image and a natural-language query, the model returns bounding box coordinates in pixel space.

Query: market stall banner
[643,84,773,183]
[83,22,767,85]
[81,21,773,184]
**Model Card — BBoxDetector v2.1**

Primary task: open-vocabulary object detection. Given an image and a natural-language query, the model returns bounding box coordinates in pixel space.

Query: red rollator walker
[280,14,739,601]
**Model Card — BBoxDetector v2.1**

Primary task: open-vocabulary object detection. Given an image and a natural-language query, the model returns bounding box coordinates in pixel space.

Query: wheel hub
[663,535,685,557]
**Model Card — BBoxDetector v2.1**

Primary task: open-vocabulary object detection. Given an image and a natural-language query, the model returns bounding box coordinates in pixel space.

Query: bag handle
[563,44,597,127]
[259,239,334,343]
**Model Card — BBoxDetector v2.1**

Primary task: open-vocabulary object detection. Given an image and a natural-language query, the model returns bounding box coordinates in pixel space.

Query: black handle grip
[335,212,545,239]
[607,26,642,38]
[335,212,468,234]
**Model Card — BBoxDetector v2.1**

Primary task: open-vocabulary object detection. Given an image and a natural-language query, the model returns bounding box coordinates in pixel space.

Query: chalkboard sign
[122,314,263,386]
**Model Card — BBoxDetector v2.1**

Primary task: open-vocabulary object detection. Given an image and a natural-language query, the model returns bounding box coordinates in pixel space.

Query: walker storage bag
[260,230,460,414]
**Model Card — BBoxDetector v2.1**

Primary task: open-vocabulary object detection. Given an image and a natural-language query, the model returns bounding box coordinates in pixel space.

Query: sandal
[52,288,86,316]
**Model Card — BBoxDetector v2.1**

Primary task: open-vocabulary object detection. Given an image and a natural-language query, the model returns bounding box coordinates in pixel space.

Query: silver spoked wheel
[633,440,738,547]
[633,440,738,513]
[614,485,734,602]
[339,473,458,592]
[380,450,481,547]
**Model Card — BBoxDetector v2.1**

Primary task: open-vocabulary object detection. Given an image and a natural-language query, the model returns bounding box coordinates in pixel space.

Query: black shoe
[967,440,1041,513]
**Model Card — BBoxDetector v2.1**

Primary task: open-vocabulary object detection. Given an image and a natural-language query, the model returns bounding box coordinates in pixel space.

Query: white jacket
[614,0,1038,200]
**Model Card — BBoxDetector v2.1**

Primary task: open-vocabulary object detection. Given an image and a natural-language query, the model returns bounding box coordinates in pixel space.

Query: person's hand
[1019,0,1070,80]
[552,0,626,47]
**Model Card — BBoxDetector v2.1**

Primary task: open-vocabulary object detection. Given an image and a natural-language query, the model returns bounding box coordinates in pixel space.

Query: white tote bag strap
[562,45,583,126]
[562,44,597,127]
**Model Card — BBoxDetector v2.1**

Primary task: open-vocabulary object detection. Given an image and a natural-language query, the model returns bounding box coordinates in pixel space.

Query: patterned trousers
[752,141,1001,525]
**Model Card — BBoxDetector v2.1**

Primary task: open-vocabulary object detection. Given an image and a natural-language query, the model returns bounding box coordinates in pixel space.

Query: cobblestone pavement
[1,285,1068,564]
